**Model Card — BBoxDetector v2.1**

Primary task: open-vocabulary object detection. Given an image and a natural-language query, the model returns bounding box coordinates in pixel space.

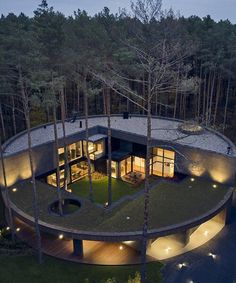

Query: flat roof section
[3,115,236,157]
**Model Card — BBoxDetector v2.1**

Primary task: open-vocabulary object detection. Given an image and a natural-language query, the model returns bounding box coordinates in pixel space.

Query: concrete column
[73,239,83,258]
[173,231,190,246]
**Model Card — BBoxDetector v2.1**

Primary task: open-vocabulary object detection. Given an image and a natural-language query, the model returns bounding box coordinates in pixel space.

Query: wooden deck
[14,218,153,265]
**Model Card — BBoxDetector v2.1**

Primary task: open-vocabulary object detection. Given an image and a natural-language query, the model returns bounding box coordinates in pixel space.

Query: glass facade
[152,148,175,178]
[83,140,105,160]
[47,160,90,187]
[71,161,89,182]
[120,157,132,177]
[133,156,145,174]
[47,169,66,188]
[58,141,82,165]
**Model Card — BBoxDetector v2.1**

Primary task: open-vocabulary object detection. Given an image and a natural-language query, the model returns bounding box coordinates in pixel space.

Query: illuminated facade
[1,115,236,265]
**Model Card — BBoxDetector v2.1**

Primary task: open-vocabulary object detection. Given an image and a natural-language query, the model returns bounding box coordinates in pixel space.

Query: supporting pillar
[73,239,83,258]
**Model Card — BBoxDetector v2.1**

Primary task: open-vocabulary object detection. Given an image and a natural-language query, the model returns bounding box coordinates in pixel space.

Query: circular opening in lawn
[50,199,81,216]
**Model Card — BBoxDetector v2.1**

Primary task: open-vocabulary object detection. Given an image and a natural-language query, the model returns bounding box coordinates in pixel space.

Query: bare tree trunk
[11,96,17,136]
[106,88,112,206]
[102,86,107,115]
[84,80,93,202]
[141,72,152,283]
[77,82,80,113]
[206,72,211,126]
[173,68,180,118]
[60,88,69,192]
[203,72,207,122]
[19,68,42,264]
[197,64,202,123]
[0,134,15,242]
[52,105,63,216]
[213,74,221,126]
[0,102,6,141]
[223,78,231,133]
[208,69,216,125]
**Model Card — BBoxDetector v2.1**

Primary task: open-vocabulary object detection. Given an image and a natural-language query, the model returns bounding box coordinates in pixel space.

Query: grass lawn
[0,192,163,283]
[0,255,163,283]
[9,177,231,232]
[69,176,143,204]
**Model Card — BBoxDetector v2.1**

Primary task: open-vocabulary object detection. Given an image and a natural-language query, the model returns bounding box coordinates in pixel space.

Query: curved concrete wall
[1,116,236,187]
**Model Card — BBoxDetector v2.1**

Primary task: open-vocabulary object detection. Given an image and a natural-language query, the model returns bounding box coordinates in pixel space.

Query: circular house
[1,115,236,264]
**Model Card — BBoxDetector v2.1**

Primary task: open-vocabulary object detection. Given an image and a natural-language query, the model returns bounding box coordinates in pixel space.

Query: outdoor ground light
[177,262,188,269]
[12,188,17,192]
[16,227,20,232]
[190,178,195,182]
[213,184,217,188]
[208,252,216,259]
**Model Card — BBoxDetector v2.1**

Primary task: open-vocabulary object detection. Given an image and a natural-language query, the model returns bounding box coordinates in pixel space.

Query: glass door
[111,161,118,178]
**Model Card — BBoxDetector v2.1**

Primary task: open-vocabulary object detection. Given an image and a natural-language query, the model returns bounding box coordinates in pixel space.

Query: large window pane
[71,161,88,182]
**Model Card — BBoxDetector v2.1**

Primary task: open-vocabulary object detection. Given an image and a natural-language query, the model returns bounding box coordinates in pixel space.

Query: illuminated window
[68,142,82,161]
[47,169,66,188]
[58,148,65,166]
[152,148,175,178]
[83,140,105,160]
[58,142,82,165]
[133,157,145,174]
[71,161,89,182]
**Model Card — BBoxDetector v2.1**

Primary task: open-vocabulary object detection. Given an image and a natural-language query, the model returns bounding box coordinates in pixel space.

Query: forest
[0,0,236,143]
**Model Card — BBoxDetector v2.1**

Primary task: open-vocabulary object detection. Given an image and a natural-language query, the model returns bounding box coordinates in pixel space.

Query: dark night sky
[1,0,236,23]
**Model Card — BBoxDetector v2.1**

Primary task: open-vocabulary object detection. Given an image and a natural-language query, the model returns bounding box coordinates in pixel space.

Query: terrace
[9,177,230,233]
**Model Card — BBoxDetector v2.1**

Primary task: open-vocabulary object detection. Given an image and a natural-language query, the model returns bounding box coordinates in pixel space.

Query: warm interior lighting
[59,234,64,240]
[16,228,20,232]
[204,230,209,236]
[119,245,124,250]
[165,247,172,253]
[12,188,17,192]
